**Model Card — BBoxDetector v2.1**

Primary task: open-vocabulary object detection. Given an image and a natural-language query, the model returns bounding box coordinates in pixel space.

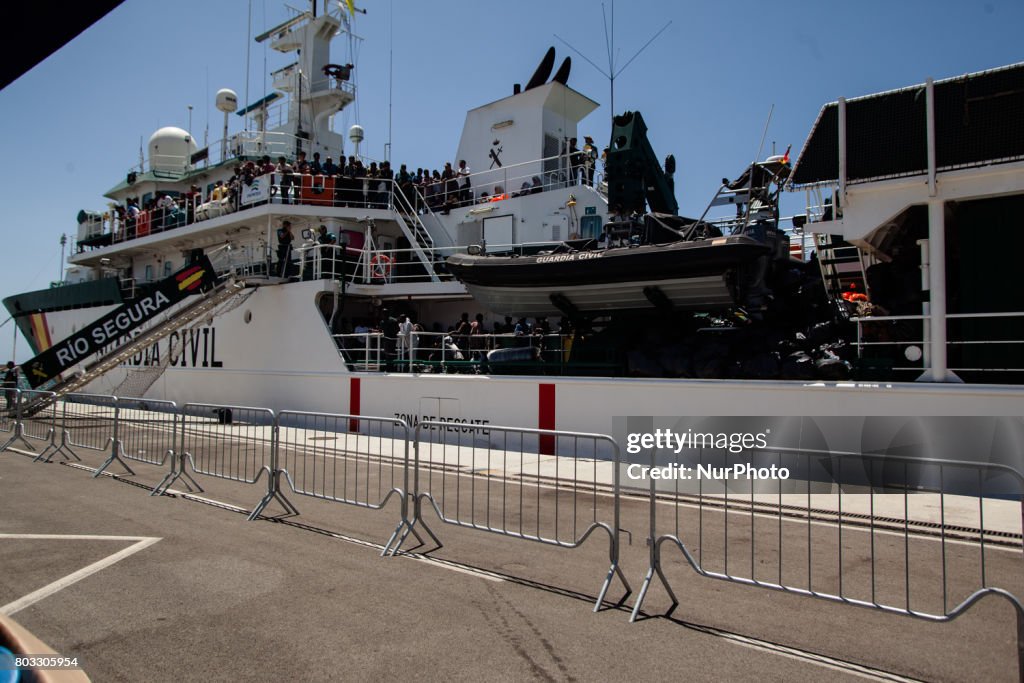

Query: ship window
[163,261,172,277]
[144,264,154,282]
[142,193,153,206]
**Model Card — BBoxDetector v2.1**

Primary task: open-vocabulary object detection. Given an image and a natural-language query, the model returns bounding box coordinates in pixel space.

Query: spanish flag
[780,144,791,166]
[176,264,207,292]
[344,0,356,15]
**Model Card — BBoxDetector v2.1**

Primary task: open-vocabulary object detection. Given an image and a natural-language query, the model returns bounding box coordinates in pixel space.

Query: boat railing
[126,128,329,177]
[850,310,1024,378]
[405,152,598,212]
[294,239,573,285]
[294,242,452,284]
[332,332,386,371]
[330,329,615,375]
[81,154,603,255]
[802,183,842,224]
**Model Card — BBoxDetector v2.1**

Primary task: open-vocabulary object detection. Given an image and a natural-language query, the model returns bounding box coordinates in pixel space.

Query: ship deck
[2,429,1022,682]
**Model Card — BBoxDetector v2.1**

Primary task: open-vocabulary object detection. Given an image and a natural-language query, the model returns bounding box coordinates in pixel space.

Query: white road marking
[682,621,922,682]
[0,534,161,616]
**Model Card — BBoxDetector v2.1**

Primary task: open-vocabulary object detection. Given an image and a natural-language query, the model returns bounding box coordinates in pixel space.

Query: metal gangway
[21,278,248,413]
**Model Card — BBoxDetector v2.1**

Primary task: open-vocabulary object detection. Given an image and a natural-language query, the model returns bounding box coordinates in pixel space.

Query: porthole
[244,310,252,324]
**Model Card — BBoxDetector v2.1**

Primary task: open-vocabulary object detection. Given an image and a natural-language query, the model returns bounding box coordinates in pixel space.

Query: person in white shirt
[398,314,414,364]
[457,160,471,206]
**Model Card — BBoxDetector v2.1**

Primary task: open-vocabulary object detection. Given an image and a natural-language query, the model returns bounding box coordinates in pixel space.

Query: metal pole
[918,203,962,382]
[838,97,847,204]
[918,238,931,371]
[222,110,230,162]
[926,77,936,197]
[58,234,66,283]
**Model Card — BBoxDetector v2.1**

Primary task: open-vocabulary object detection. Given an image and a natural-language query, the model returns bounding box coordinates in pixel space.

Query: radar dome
[147,127,198,173]
[348,124,364,144]
[216,88,239,113]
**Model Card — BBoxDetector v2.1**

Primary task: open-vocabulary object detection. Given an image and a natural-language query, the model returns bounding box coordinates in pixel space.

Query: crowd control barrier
[170,403,291,520]
[627,445,1024,679]
[50,393,128,476]
[0,391,64,461]
[275,411,414,551]
[394,422,632,610]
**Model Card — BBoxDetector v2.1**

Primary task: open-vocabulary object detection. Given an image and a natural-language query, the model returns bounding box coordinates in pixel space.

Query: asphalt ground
[1,424,1023,682]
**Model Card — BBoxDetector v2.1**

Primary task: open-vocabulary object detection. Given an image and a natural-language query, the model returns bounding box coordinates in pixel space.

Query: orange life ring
[370,254,393,279]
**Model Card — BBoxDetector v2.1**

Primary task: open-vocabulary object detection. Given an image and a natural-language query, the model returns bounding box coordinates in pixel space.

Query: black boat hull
[446,235,772,317]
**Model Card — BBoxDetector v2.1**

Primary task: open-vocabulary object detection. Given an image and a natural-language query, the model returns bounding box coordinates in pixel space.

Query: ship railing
[294,242,452,285]
[85,158,596,253]
[850,310,1024,378]
[802,183,842,224]
[333,332,386,371]
[404,152,596,213]
[125,129,319,177]
[294,239,571,286]
[333,330,608,376]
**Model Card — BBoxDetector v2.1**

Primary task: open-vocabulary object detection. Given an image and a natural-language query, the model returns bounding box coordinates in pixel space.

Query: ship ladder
[815,233,866,320]
[21,278,248,414]
[391,184,440,282]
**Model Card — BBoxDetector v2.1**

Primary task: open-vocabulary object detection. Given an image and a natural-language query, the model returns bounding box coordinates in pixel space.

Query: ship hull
[16,280,1024,434]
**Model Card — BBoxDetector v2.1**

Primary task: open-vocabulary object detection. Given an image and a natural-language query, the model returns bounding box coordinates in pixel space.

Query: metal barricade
[169,403,287,520]
[14,390,61,460]
[1,389,14,436]
[628,446,1024,678]
[276,411,412,551]
[397,422,632,610]
[0,389,17,448]
[50,393,123,474]
[116,397,182,495]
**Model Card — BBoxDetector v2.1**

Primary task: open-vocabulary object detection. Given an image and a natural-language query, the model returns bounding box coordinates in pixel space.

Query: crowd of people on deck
[97,134,606,247]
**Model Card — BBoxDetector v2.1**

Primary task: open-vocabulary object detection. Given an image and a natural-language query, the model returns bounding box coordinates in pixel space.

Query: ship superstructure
[2,5,1022,431]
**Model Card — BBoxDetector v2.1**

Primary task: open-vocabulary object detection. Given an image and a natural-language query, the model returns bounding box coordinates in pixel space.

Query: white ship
[4,2,1023,437]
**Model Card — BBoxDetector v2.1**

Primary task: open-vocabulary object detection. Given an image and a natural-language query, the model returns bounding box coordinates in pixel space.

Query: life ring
[322,63,351,80]
[370,254,393,279]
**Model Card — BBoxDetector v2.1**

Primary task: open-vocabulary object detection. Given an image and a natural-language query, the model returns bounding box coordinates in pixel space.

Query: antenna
[555,0,671,125]
[752,104,774,168]
[244,0,253,131]
[386,0,393,162]
[58,234,67,283]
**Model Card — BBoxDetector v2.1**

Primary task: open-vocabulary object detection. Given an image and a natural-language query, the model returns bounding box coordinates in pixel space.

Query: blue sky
[1,0,1022,361]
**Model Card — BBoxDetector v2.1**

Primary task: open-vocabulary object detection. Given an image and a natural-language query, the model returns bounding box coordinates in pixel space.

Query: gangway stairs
[815,233,866,320]
[22,278,247,412]
[391,185,441,282]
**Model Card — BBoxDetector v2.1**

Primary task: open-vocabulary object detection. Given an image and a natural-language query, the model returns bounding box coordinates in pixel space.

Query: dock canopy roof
[789,62,1024,188]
